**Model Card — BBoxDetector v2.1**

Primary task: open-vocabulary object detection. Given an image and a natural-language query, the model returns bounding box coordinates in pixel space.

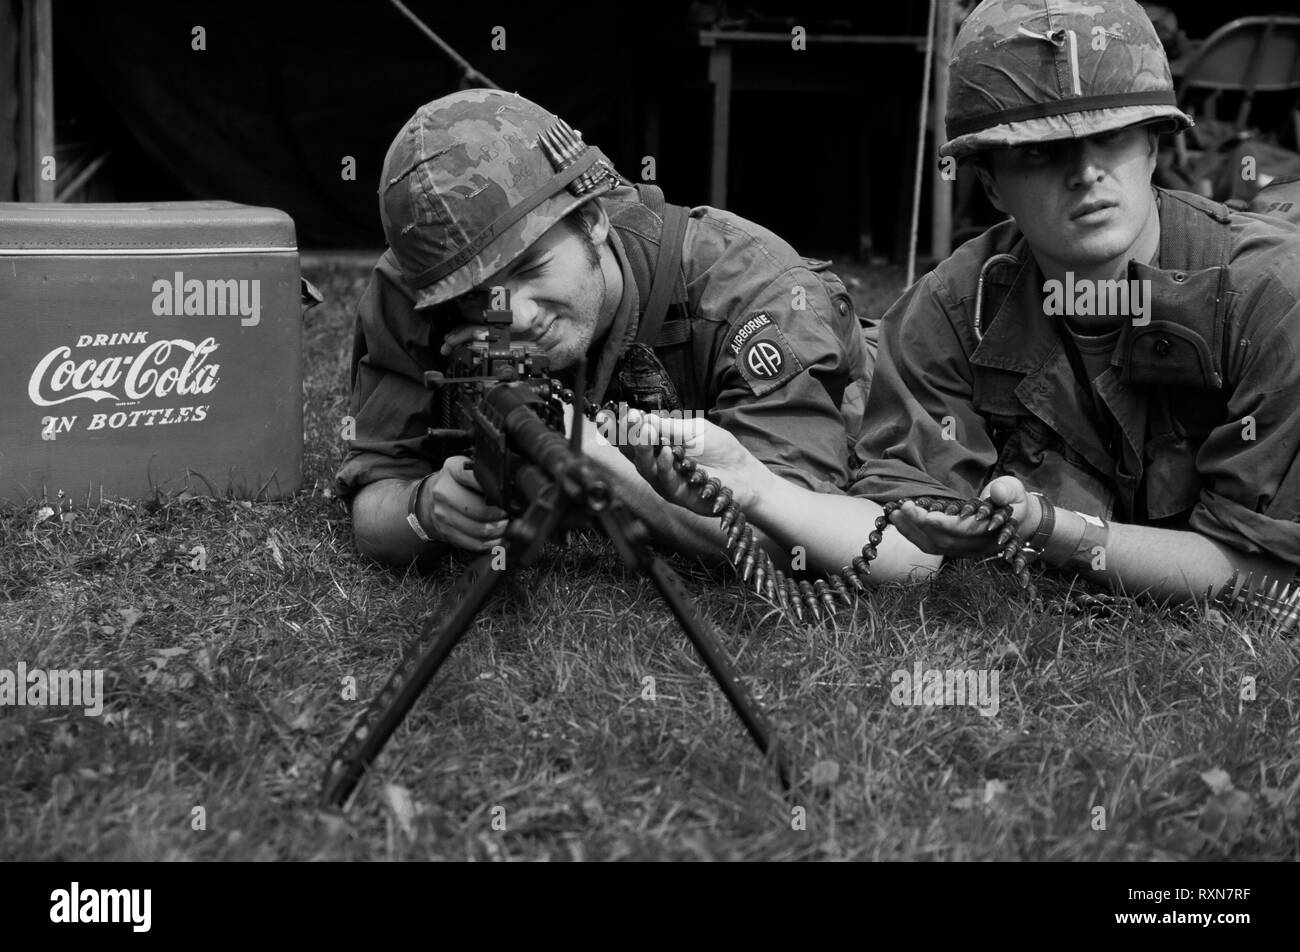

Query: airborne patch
[731,312,803,396]
[729,311,773,355]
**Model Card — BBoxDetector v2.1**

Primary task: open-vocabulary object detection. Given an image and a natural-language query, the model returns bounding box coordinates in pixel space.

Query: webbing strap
[637,195,689,349]
[654,320,692,346]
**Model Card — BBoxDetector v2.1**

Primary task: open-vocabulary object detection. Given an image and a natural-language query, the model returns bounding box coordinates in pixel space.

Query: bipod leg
[596,506,792,792]
[321,477,575,808]
[320,548,508,809]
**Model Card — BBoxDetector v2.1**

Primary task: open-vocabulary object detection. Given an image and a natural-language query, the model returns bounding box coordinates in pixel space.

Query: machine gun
[320,308,790,808]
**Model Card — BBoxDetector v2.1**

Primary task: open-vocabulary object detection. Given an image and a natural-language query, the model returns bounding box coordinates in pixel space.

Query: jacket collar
[967,236,1126,482]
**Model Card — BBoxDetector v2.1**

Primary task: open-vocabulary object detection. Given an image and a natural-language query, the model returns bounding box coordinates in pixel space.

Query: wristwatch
[1023,491,1055,556]
[406,472,438,542]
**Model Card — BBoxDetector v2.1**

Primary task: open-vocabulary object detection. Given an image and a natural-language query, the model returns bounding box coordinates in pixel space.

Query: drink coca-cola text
[28,337,222,407]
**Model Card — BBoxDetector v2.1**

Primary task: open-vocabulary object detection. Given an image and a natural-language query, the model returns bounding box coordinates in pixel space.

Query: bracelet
[405,472,438,543]
[1073,512,1111,571]
[1024,491,1055,554]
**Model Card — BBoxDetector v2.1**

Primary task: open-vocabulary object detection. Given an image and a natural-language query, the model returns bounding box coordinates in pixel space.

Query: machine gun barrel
[478,383,609,509]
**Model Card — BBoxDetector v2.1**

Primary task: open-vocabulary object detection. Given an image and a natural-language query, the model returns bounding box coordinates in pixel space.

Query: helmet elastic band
[410,149,604,290]
[947,90,1180,138]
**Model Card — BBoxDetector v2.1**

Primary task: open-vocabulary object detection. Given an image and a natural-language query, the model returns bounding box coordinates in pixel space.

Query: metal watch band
[1025,491,1055,554]
[406,472,437,543]
[1041,509,1085,567]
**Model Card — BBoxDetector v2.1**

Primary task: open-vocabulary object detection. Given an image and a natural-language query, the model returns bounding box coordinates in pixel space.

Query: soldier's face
[455,211,617,370]
[977,126,1159,270]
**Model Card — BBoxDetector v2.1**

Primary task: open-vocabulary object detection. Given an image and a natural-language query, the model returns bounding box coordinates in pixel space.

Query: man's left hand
[560,402,628,476]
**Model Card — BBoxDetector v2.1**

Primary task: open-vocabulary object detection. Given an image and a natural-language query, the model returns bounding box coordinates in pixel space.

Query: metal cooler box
[0,201,304,503]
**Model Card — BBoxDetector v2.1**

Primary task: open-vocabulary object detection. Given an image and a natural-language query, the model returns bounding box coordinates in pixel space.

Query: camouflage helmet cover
[940,0,1193,160]
[380,89,623,309]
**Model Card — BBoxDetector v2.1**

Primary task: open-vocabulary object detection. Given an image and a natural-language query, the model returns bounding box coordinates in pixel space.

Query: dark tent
[29,0,935,255]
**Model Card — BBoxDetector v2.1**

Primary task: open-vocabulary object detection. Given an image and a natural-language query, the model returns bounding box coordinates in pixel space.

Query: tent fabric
[61,0,689,246]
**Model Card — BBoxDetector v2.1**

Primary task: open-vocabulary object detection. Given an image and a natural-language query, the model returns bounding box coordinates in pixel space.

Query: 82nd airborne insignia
[743,340,784,379]
[731,311,803,395]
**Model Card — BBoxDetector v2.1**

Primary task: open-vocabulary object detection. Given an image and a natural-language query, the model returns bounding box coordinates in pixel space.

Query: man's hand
[416,456,509,552]
[559,403,632,479]
[625,409,769,515]
[889,475,1041,559]
[439,323,490,356]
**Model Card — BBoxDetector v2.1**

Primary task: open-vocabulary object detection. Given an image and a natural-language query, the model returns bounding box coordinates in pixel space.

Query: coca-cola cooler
[0,202,305,503]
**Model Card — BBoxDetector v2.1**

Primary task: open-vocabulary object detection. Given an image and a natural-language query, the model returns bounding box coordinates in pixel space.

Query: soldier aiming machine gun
[321,308,790,808]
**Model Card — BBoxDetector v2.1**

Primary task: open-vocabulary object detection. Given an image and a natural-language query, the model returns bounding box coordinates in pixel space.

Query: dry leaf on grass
[983,779,1009,804]
[1200,767,1233,796]
[810,759,840,787]
[382,783,417,840]
[1198,767,1254,847]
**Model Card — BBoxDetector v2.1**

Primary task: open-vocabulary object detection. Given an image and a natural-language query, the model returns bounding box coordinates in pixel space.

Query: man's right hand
[416,455,509,552]
[888,477,1041,559]
[625,409,769,515]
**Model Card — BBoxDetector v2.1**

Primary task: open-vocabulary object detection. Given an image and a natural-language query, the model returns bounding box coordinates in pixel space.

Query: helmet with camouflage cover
[380,89,623,309]
[940,0,1192,161]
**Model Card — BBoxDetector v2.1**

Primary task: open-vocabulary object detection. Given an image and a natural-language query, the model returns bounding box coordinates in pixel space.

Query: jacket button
[1172,271,1187,283]
[1154,338,1171,356]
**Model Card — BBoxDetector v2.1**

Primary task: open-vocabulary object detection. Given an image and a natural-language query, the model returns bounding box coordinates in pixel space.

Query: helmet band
[947,89,1178,139]
[410,148,605,290]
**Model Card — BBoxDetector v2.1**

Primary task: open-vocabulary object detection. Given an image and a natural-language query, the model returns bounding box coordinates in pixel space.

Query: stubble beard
[551,243,608,372]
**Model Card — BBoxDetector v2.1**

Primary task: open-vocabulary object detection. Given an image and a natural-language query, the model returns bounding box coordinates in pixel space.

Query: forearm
[748,473,943,585]
[350,477,450,566]
[1074,519,1295,603]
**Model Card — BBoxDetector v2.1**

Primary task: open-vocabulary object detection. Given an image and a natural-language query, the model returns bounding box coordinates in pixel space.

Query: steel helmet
[379,89,623,308]
[940,0,1193,161]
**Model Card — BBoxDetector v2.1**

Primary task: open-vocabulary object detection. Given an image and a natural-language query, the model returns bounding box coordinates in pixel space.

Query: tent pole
[25,0,54,201]
[906,0,938,287]
[929,0,954,261]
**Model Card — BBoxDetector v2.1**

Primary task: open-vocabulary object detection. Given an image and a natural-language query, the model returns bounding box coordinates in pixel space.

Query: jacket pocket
[994,416,1114,516]
[1142,430,1202,519]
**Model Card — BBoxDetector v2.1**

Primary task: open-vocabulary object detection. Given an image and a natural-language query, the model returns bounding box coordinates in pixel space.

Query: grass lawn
[1,257,1296,861]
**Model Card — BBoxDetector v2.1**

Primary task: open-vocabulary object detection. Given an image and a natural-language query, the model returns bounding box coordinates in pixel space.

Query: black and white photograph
[1,0,1298,903]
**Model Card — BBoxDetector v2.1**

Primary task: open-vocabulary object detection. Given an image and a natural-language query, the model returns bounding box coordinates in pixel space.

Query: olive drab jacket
[851,188,1300,564]
[338,184,879,501]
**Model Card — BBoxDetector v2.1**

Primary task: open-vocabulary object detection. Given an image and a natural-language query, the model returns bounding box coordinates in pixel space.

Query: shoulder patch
[730,312,803,396]
[729,312,773,355]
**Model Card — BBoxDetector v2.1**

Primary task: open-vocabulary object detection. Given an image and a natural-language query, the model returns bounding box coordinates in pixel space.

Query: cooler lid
[0,201,298,254]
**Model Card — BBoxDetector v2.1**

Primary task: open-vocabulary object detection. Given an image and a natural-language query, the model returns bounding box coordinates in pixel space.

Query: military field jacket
[852,188,1300,563]
[337,186,876,500]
